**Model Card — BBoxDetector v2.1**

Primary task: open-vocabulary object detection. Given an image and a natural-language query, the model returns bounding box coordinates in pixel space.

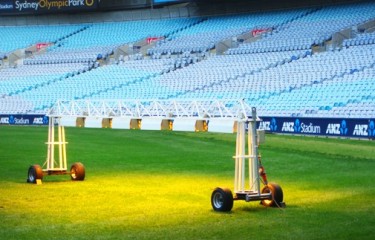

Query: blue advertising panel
[259,117,375,139]
[0,114,49,125]
[1,114,374,139]
[0,1,14,12]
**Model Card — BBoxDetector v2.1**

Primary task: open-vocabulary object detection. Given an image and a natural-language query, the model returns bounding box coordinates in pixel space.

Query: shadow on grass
[231,201,301,213]
[22,176,79,184]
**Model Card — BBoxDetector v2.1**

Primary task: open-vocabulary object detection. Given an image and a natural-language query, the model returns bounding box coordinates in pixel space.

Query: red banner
[147,37,163,44]
[36,43,49,50]
[251,29,269,37]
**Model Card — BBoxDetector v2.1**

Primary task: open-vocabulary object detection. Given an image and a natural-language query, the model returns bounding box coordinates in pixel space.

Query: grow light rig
[26,99,284,212]
[211,107,285,212]
[27,116,85,184]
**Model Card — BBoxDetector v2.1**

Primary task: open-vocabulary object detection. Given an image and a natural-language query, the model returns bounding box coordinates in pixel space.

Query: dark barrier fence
[259,117,375,139]
[1,114,374,139]
[0,114,49,125]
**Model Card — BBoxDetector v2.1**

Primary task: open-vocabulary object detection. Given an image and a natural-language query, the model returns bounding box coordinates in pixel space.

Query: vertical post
[240,121,245,192]
[248,119,253,191]
[249,107,260,194]
[58,122,63,170]
[61,124,67,170]
[234,122,240,192]
[47,117,55,170]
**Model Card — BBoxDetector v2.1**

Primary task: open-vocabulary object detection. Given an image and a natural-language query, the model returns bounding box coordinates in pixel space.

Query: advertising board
[0,0,97,14]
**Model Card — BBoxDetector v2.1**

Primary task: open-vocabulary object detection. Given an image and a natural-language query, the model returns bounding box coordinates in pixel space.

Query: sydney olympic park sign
[0,0,98,14]
[1,114,374,139]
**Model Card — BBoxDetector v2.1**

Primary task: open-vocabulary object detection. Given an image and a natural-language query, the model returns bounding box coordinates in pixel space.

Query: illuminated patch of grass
[0,126,374,239]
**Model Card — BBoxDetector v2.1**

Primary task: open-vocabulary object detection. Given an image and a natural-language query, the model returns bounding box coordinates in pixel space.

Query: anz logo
[32,116,49,125]
[0,115,30,125]
[0,117,9,124]
[326,120,348,135]
[353,120,375,137]
[259,118,278,132]
[270,118,277,131]
[369,120,375,137]
[326,120,375,137]
[9,115,15,124]
[294,119,301,132]
[282,119,320,134]
[281,119,301,133]
[281,121,295,132]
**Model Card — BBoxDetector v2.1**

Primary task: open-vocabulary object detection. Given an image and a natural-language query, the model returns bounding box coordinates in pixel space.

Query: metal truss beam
[47,99,253,120]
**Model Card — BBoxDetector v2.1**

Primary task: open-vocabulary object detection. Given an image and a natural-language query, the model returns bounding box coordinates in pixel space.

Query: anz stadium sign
[0,115,49,125]
[1,113,374,139]
[259,117,375,139]
[0,0,98,14]
[0,1,14,12]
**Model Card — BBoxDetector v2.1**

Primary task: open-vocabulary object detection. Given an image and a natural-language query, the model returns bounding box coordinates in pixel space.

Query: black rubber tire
[261,182,283,207]
[211,187,233,212]
[70,162,85,181]
[27,165,43,183]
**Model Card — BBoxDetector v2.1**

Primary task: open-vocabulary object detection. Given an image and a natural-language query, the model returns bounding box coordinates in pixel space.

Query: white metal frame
[46,99,266,196]
[47,99,252,119]
[234,107,264,197]
[44,117,68,172]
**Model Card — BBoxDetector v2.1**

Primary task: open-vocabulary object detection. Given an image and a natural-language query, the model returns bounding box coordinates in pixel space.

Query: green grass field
[0,125,374,239]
